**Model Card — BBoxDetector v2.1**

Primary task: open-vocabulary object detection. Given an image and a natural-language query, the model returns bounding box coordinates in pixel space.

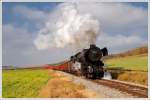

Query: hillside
[117,46,147,56]
[104,46,148,71]
[104,46,148,60]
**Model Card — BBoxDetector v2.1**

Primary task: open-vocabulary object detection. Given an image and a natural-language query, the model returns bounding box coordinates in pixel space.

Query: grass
[2,69,51,98]
[104,54,148,71]
[2,69,99,98]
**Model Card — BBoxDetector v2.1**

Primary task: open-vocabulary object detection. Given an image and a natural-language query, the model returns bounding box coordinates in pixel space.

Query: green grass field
[2,69,51,98]
[104,54,148,71]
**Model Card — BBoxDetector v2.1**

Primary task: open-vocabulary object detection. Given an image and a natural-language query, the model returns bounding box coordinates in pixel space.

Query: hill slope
[104,46,148,71]
[105,46,147,59]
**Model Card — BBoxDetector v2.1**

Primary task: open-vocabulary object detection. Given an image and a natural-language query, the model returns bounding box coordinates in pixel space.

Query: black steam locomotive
[70,44,108,79]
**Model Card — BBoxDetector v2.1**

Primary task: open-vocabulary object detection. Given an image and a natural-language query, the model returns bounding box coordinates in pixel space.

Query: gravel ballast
[58,71,135,98]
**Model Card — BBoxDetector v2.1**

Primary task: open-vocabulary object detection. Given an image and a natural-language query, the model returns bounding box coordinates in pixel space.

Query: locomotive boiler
[70,44,108,79]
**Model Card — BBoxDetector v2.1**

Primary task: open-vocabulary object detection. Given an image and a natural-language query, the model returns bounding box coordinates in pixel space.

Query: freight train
[45,44,108,79]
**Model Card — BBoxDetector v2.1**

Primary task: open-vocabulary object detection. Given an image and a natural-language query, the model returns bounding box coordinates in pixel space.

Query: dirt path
[38,70,105,98]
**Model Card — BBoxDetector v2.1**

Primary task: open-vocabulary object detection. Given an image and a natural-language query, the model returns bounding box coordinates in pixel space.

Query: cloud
[3,24,34,66]
[74,3,148,35]
[3,24,32,50]
[13,5,47,21]
[96,33,147,54]
[3,2,148,66]
[3,24,73,66]
[12,3,148,36]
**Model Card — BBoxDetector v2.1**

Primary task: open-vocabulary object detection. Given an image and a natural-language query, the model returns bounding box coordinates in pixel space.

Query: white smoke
[103,71,112,80]
[34,4,100,50]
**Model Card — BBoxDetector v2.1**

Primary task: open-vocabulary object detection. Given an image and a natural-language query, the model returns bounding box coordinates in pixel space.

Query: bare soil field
[38,70,102,98]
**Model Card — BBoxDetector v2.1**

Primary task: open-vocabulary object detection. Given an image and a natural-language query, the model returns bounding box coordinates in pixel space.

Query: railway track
[65,70,148,97]
[93,79,148,98]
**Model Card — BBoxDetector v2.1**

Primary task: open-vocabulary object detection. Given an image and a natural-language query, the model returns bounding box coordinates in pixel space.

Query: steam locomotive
[70,44,108,79]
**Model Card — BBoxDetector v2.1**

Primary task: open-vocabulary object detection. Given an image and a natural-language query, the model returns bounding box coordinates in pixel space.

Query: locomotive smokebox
[87,44,102,62]
[87,44,108,62]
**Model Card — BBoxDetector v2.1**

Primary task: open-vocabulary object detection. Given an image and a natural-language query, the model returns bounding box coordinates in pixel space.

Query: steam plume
[34,4,100,50]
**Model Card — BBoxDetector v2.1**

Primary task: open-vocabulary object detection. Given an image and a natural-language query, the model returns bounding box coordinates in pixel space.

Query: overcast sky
[2,2,148,67]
